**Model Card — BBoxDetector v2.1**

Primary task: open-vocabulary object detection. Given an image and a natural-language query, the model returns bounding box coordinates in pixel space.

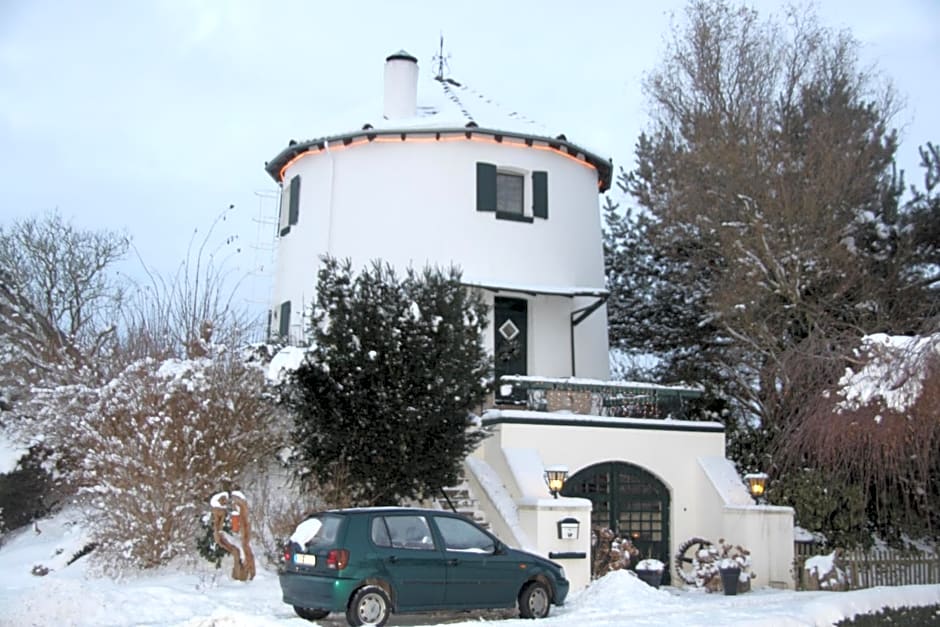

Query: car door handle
[447,559,459,566]
[388,556,398,563]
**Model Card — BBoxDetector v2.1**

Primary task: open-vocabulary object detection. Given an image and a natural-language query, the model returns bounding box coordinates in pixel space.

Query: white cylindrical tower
[265,51,614,380]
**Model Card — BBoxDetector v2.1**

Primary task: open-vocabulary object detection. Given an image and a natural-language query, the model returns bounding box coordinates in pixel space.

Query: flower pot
[719,567,741,595]
[636,569,664,589]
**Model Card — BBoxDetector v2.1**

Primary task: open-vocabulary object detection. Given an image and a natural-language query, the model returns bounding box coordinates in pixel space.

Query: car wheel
[293,606,329,621]
[518,580,551,619]
[346,585,391,627]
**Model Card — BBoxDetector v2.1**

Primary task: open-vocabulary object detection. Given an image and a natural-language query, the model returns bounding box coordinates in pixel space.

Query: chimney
[383,50,418,120]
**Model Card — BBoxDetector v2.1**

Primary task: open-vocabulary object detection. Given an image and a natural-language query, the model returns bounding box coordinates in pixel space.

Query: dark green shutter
[288,175,301,226]
[279,300,291,339]
[533,171,548,219]
[476,162,497,212]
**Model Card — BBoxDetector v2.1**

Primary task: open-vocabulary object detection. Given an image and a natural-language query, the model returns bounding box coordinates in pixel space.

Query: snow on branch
[837,333,940,414]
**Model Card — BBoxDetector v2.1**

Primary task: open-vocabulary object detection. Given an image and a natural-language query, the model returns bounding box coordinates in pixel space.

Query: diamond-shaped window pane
[499,319,520,341]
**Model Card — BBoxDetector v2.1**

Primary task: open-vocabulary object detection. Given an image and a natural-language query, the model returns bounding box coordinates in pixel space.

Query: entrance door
[562,462,671,584]
[494,297,527,404]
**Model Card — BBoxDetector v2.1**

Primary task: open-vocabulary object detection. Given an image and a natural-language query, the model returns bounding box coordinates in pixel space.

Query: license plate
[294,553,316,566]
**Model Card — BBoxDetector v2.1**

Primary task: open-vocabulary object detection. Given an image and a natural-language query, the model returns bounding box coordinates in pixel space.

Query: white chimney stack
[383,50,418,120]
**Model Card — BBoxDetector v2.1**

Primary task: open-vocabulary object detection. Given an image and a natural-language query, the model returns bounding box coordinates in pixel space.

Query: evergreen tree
[285,257,491,506]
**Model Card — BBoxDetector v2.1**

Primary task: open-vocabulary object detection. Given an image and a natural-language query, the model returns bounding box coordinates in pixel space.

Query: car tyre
[293,606,329,621]
[346,585,391,627]
[518,580,551,619]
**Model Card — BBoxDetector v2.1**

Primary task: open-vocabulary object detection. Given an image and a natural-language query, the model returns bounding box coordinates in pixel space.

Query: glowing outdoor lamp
[745,472,769,498]
[544,465,569,499]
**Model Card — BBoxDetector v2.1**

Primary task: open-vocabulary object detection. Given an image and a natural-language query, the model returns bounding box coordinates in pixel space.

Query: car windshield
[290,514,342,548]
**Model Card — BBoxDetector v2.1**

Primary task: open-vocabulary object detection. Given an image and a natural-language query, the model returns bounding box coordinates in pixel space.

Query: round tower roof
[265,55,613,190]
[385,49,418,63]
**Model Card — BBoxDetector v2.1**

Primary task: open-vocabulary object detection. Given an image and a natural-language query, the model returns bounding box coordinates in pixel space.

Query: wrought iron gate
[563,461,671,583]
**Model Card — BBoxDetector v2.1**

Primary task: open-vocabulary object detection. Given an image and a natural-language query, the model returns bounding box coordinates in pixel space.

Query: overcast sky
[1,0,937,312]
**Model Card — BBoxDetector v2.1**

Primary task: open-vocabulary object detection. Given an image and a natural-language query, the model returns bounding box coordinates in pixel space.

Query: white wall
[473,417,795,590]
[271,135,609,377]
[477,291,610,382]
[723,505,796,589]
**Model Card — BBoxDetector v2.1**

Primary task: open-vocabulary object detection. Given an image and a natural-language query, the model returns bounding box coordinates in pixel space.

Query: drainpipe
[324,139,336,255]
[569,295,608,376]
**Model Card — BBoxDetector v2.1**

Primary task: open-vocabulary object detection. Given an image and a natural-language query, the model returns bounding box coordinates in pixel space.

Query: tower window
[496,172,524,215]
[278,175,301,236]
[476,162,547,223]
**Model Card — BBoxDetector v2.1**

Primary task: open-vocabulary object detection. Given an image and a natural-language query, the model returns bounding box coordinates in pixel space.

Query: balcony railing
[495,375,703,420]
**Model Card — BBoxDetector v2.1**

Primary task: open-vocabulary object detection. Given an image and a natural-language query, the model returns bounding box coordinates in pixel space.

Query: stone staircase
[440,478,490,530]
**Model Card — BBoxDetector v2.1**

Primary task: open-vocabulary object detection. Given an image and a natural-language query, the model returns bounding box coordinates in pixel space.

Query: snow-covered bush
[676,537,755,592]
[34,349,286,572]
[804,550,848,591]
[285,256,490,506]
[592,527,639,579]
[782,332,940,544]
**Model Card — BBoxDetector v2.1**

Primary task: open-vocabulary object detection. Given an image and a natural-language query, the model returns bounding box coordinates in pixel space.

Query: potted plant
[635,558,665,588]
[716,541,752,595]
[718,558,741,595]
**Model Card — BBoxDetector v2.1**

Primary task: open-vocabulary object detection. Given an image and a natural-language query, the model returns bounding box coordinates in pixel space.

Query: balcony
[494,375,703,420]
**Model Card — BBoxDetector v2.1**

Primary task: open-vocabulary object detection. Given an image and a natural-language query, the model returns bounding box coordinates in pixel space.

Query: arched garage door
[562,461,671,583]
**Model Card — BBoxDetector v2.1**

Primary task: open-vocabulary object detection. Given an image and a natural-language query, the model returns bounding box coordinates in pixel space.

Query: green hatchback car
[279,507,569,626]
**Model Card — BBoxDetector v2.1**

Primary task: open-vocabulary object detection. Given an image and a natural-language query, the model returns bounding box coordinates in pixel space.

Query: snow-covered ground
[2,510,939,626]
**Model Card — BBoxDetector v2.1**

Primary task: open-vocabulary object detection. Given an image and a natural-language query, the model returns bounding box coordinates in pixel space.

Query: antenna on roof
[433,32,450,81]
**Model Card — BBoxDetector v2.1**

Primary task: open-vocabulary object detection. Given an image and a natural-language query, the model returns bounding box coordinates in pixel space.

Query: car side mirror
[493,540,506,555]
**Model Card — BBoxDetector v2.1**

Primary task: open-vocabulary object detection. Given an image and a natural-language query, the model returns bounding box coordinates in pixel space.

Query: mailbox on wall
[557,517,580,540]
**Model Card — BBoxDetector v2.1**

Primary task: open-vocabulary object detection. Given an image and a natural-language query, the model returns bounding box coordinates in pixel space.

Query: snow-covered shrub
[782,332,940,544]
[592,527,639,579]
[804,550,848,591]
[677,537,755,592]
[285,257,490,506]
[34,349,286,572]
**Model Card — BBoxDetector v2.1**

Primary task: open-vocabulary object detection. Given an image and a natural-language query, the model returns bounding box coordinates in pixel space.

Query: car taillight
[283,544,292,562]
[326,549,349,570]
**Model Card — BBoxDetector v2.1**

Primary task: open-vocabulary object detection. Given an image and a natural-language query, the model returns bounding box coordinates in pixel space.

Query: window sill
[495,211,534,223]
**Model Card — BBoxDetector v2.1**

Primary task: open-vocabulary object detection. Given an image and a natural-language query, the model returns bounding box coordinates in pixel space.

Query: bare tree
[120,205,253,361]
[0,212,128,410]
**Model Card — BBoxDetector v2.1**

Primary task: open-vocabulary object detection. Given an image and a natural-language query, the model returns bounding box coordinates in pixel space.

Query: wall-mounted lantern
[745,472,768,499]
[544,465,569,499]
[557,517,580,540]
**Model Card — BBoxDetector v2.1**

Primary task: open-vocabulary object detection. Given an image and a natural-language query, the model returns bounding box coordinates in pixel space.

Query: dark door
[431,515,520,608]
[369,514,446,609]
[563,462,672,584]
[494,297,527,404]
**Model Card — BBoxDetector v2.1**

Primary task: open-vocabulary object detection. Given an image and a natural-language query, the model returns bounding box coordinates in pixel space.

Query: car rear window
[290,514,343,548]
